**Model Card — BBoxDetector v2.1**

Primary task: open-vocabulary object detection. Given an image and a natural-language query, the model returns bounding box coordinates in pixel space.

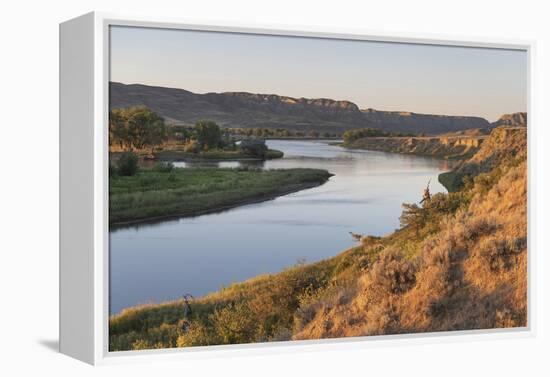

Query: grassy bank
[110,127,527,351]
[153,148,284,161]
[110,167,331,225]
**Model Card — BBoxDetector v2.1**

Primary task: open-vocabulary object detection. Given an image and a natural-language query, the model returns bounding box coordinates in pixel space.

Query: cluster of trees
[168,121,234,152]
[228,127,341,139]
[110,106,234,154]
[109,106,167,153]
[342,128,415,144]
[194,120,223,150]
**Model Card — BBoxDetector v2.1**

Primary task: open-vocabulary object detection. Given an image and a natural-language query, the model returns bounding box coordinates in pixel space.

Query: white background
[1,0,548,375]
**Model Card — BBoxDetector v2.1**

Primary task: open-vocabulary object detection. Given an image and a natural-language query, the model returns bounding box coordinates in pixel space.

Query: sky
[110,26,527,122]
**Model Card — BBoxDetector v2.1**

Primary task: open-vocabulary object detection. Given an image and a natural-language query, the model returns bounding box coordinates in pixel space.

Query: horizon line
[110,80,527,122]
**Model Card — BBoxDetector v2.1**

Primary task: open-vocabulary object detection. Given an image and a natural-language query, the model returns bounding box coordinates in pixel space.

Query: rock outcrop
[491,112,527,127]
[439,126,527,191]
[343,135,486,160]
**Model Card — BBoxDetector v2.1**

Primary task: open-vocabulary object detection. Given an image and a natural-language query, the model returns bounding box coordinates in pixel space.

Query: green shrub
[265,149,284,159]
[438,171,462,192]
[239,139,268,158]
[195,120,221,150]
[117,152,139,176]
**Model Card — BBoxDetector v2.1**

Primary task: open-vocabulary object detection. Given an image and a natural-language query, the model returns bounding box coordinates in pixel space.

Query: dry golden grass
[294,156,527,340]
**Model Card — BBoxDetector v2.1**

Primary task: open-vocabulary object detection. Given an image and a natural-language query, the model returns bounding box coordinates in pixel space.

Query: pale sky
[110,26,527,122]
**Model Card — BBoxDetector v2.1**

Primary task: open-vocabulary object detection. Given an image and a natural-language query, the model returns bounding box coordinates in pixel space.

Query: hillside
[492,112,527,128]
[109,126,527,350]
[110,82,492,135]
[439,126,526,191]
[343,135,486,160]
[362,108,490,134]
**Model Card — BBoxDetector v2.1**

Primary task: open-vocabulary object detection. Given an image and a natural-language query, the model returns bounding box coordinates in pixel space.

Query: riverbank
[153,148,284,161]
[342,135,486,160]
[109,167,332,225]
[109,126,527,350]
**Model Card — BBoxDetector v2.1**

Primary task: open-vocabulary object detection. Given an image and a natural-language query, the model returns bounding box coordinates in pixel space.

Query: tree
[195,120,221,150]
[109,108,130,149]
[399,203,425,236]
[126,106,167,152]
[109,106,167,152]
[239,139,268,157]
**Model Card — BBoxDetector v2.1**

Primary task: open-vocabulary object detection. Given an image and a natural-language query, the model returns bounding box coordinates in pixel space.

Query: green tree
[109,106,167,152]
[195,120,221,150]
[126,106,167,152]
[399,203,425,237]
[109,108,130,149]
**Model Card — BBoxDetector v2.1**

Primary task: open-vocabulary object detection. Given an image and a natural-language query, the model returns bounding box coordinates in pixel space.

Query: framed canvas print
[59,12,534,365]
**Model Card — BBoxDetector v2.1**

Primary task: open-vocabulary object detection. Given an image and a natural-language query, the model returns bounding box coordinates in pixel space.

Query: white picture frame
[59,11,536,365]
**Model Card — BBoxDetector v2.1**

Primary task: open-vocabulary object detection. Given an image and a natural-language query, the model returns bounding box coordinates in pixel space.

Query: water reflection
[110,139,452,314]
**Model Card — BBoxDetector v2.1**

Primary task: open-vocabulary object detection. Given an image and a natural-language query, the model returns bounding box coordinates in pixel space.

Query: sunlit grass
[109,167,331,225]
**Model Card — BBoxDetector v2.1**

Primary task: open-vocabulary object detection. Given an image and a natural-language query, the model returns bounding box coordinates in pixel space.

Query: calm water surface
[110,140,451,314]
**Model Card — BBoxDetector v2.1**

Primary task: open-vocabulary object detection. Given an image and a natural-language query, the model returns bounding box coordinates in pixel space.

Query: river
[109,139,452,314]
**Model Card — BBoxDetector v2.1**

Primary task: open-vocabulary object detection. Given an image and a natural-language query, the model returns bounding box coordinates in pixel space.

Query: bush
[195,120,221,150]
[208,301,257,344]
[438,171,462,192]
[116,152,139,176]
[239,139,268,158]
[370,249,416,294]
[265,149,284,159]
[153,162,174,173]
[176,321,212,347]
[478,237,525,272]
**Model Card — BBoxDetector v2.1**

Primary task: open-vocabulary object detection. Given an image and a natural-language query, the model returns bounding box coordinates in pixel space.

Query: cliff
[343,135,487,160]
[492,112,527,128]
[110,82,492,135]
[439,126,527,191]
[362,108,490,134]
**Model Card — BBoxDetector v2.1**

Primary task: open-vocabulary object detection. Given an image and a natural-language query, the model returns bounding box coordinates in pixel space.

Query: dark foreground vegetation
[109,166,332,225]
[110,126,526,351]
